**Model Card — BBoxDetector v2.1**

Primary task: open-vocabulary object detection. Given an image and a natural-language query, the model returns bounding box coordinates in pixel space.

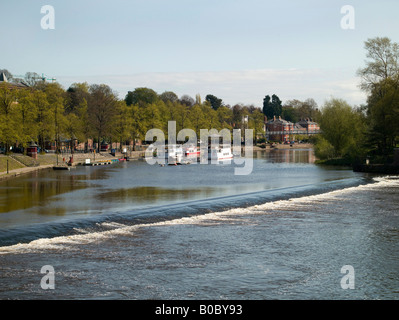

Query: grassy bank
[0,156,25,172]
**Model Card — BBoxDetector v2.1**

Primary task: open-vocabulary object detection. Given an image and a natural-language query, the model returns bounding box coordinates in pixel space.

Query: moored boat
[208,145,233,161]
[184,144,200,158]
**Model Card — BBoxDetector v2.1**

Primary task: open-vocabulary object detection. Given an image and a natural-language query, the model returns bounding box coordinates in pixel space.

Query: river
[0,149,398,300]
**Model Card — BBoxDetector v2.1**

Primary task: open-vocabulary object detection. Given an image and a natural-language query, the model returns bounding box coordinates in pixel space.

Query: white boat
[184,144,200,159]
[166,144,183,164]
[208,145,233,161]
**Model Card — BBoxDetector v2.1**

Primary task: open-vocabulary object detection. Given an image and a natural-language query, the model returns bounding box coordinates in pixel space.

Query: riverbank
[0,151,144,181]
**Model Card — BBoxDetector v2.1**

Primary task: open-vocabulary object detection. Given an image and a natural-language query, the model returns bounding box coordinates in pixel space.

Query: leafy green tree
[365,78,399,155]
[315,98,365,160]
[248,108,265,144]
[88,84,118,152]
[0,83,20,152]
[189,104,207,137]
[112,100,132,151]
[43,83,67,152]
[130,104,147,150]
[13,89,38,150]
[205,94,223,110]
[66,82,90,114]
[125,87,158,107]
[216,105,233,129]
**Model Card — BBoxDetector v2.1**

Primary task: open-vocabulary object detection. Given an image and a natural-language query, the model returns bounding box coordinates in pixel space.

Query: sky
[1,0,399,108]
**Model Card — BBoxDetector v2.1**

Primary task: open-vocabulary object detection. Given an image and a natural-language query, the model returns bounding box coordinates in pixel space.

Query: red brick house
[265,116,320,142]
[266,116,294,142]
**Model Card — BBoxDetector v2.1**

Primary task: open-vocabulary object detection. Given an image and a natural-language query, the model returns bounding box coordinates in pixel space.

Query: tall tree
[358,37,399,158]
[14,88,38,150]
[43,83,67,152]
[357,37,399,92]
[262,94,282,119]
[0,83,19,152]
[365,78,399,155]
[112,100,132,151]
[88,84,118,152]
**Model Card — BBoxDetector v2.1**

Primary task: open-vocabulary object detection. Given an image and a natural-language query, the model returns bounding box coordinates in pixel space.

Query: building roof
[0,72,8,82]
[267,116,293,125]
[298,118,318,125]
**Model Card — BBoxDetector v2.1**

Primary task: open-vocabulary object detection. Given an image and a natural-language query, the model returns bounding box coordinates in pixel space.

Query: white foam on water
[1,176,397,255]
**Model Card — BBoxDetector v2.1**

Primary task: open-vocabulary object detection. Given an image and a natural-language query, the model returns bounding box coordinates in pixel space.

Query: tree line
[0,78,271,153]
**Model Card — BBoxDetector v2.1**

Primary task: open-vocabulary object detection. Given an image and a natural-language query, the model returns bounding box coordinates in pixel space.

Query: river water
[0,149,398,300]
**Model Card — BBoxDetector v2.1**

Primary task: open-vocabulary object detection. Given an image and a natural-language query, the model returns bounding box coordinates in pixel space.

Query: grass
[0,155,26,173]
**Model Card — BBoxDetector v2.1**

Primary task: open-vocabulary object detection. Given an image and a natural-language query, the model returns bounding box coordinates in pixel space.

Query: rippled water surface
[0,149,398,300]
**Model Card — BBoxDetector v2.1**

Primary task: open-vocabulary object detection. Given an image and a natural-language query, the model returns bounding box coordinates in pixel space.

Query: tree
[112,100,132,151]
[189,104,207,137]
[88,84,118,152]
[159,91,178,103]
[66,82,90,114]
[315,98,365,160]
[130,104,147,150]
[125,87,158,106]
[13,88,38,150]
[31,89,52,150]
[357,37,399,159]
[248,108,265,145]
[0,83,20,152]
[232,104,244,128]
[357,37,399,92]
[283,98,320,122]
[205,94,223,110]
[43,83,67,153]
[180,95,195,107]
[24,72,43,87]
[262,94,282,119]
[365,78,399,155]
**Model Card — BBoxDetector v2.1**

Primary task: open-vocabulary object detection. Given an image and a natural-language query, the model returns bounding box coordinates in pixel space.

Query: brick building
[265,116,320,142]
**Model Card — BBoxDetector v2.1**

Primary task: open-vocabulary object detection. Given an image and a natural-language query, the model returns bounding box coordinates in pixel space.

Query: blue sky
[1,0,399,107]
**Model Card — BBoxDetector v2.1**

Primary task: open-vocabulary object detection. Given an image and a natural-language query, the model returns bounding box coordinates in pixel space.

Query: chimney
[273,115,276,121]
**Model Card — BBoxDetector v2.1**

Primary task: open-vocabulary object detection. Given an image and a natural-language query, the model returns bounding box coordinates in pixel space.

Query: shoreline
[0,151,144,182]
[0,147,314,182]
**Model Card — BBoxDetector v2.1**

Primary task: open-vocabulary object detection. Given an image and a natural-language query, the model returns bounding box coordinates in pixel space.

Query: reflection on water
[254,148,316,163]
[0,170,87,215]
